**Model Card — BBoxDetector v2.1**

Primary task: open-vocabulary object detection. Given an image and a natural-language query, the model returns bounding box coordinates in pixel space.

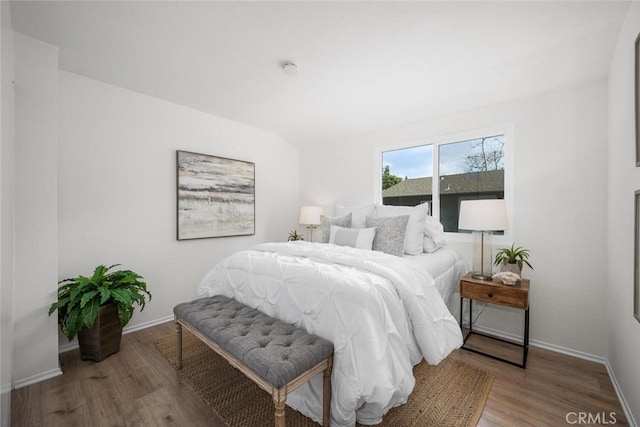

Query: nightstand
[460,273,530,368]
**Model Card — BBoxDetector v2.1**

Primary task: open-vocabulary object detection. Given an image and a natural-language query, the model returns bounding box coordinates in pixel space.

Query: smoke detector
[281,62,299,76]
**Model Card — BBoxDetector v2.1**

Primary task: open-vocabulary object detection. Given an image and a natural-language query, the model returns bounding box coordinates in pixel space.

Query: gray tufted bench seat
[173,295,334,427]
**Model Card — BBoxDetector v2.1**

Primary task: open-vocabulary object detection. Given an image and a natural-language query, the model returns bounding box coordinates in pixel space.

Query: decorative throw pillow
[329,226,376,250]
[320,213,352,243]
[423,216,446,253]
[374,203,429,255]
[423,236,439,253]
[334,203,375,228]
[366,215,410,257]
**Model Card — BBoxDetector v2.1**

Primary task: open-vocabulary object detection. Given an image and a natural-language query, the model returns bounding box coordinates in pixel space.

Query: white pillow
[334,203,375,228]
[374,203,429,255]
[424,216,446,253]
[329,225,376,250]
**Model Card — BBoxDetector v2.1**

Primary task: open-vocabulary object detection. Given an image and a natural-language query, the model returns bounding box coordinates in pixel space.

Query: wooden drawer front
[461,281,528,309]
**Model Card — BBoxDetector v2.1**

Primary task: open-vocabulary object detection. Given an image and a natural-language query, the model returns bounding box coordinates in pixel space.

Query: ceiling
[10,1,630,146]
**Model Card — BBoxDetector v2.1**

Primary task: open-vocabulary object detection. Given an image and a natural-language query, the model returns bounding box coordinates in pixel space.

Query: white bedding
[405,246,468,310]
[197,242,463,426]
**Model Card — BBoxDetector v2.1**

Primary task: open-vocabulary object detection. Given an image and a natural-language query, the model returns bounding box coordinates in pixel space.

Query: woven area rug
[155,330,493,427]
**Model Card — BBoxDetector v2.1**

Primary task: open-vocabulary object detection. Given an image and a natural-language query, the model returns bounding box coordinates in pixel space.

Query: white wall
[607,2,640,425]
[0,1,14,423]
[13,34,60,385]
[300,79,609,358]
[57,71,299,345]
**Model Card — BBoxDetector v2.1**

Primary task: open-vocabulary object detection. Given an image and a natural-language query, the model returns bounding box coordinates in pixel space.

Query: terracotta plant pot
[77,304,123,361]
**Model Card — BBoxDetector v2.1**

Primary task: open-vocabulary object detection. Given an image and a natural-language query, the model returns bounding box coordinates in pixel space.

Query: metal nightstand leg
[460,297,529,369]
[459,296,475,333]
[523,307,529,367]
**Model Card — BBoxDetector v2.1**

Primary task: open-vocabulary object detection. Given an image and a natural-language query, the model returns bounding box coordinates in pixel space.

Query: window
[381,134,505,233]
[382,145,433,209]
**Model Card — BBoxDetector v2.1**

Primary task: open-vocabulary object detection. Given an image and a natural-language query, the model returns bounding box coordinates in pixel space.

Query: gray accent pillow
[366,215,410,257]
[329,225,376,250]
[320,213,352,243]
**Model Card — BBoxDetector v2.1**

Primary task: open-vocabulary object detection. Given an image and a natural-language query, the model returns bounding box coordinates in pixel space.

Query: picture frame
[635,33,640,167]
[176,150,255,240]
[635,190,640,322]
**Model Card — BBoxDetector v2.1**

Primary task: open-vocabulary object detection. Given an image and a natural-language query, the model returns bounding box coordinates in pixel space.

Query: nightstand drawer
[460,280,528,309]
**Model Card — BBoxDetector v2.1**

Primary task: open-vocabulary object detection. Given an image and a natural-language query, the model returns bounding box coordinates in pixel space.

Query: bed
[406,246,468,312]
[196,240,467,426]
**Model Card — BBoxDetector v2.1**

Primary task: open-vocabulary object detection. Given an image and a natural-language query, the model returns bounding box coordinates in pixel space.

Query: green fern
[49,264,151,341]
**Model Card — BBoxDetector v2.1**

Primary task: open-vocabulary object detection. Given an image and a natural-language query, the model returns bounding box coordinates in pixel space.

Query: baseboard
[471,325,608,364]
[14,367,62,390]
[125,315,175,333]
[17,316,175,388]
[58,315,174,353]
[471,325,637,427]
[603,359,638,427]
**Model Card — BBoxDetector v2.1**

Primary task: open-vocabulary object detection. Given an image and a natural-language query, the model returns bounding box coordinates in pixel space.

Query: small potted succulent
[494,244,533,277]
[48,264,151,361]
[287,230,305,241]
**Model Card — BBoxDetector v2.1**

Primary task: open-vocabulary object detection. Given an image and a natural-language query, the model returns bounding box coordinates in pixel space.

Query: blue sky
[382,136,504,179]
[383,145,433,179]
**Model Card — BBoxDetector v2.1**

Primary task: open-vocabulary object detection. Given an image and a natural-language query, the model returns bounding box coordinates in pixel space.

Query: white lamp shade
[299,206,323,225]
[458,199,508,231]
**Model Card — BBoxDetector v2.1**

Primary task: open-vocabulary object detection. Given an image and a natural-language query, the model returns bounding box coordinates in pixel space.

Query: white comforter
[197,242,463,426]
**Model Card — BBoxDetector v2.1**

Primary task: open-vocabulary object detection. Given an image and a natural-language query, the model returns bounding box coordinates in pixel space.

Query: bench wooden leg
[175,321,183,370]
[273,388,286,427]
[322,356,333,427]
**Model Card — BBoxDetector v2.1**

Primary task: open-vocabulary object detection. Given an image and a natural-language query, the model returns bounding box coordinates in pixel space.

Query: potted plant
[287,230,305,241]
[494,244,533,277]
[48,264,151,361]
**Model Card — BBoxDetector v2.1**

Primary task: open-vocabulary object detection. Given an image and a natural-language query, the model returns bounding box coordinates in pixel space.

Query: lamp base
[305,225,318,242]
[470,230,494,281]
[471,272,493,281]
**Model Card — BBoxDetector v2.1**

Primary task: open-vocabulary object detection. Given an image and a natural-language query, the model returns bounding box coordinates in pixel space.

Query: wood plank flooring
[12,321,628,426]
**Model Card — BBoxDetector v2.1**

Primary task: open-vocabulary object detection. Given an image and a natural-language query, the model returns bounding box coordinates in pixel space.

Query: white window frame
[373,124,514,245]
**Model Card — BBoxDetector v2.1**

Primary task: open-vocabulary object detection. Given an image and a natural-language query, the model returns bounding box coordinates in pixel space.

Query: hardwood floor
[451,333,628,426]
[12,321,628,426]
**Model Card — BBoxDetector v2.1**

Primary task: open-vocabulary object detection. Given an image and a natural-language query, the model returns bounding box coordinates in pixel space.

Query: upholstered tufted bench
[173,295,334,427]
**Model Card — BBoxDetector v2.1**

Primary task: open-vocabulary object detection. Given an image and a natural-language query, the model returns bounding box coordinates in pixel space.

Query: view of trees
[382,165,403,189]
[464,137,504,172]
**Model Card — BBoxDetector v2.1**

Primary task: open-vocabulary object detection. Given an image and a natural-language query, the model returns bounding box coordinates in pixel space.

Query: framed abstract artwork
[177,150,255,240]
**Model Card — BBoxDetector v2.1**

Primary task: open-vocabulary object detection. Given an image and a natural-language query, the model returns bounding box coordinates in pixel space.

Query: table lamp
[299,206,323,242]
[458,199,508,280]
